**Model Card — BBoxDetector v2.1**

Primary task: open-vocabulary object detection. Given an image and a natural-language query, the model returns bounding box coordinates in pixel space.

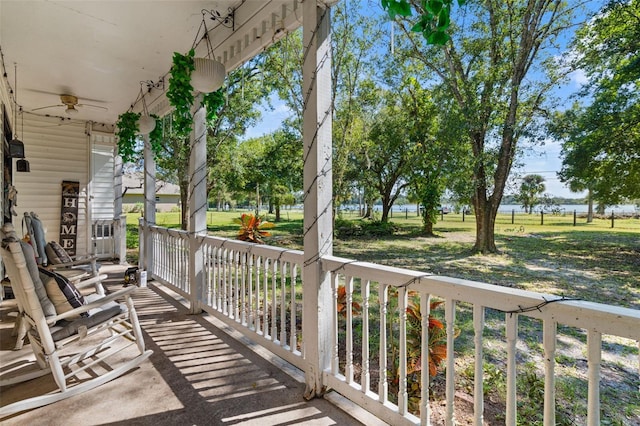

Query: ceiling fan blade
[31,103,65,112]
[77,103,108,112]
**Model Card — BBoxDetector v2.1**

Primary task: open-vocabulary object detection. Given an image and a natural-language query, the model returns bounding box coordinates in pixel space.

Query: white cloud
[568,69,589,87]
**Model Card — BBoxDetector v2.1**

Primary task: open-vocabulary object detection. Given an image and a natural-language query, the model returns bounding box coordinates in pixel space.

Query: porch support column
[302,0,333,399]
[113,153,126,264]
[142,134,156,273]
[188,102,207,315]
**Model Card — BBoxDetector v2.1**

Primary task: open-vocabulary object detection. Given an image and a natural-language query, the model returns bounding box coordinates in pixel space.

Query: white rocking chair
[0,237,152,417]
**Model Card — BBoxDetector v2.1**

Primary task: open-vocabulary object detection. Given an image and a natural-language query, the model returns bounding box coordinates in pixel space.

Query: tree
[516,174,546,213]
[552,0,640,208]
[358,95,416,223]
[155,59,268,229]
[393,0,576,253]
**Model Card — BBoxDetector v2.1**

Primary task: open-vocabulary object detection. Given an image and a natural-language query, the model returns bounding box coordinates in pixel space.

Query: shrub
[233,213,275,244]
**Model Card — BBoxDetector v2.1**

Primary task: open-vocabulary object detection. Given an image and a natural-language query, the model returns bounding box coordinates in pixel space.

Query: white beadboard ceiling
[0,0,334,126]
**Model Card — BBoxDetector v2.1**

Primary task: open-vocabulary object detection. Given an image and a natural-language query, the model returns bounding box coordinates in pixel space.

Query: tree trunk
[587,189,594,223]
[416,201,420,217]
[381,204,390,222]
[180,186,188,231]
[473,192,498,254]
[275,203,281,222]
[423,219,434,236]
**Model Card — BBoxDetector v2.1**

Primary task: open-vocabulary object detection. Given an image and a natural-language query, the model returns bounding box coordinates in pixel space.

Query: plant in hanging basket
[167,49,196,138]
[148,114,163,155]
[115,111,140,163]
[202,88,225,123]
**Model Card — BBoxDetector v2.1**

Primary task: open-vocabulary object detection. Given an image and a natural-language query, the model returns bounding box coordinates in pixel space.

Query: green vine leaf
[167,49,196,138]
[202,88,225,124]
[382,0,464,46]
[115,111,140,163]
[148,114,163,155]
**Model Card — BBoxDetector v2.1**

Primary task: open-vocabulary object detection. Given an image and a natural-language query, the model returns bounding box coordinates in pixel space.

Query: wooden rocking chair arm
[73,274,108,291]
[49,258,98,269]
[46,286,138,324]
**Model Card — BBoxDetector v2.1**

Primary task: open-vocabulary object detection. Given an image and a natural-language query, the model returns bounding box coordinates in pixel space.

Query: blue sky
[243,1,599,199]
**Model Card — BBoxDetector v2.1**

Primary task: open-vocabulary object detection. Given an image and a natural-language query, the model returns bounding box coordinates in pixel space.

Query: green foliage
[334,219,398,238]
[553,0,640,203]
[148,114,162,155]
[166,49,196,138]
[115,111,140,163]
[387,295,449,413]
[516,174,546,214]
[381,0,466,45]
[202,88,225,123]
[233,213,275,244]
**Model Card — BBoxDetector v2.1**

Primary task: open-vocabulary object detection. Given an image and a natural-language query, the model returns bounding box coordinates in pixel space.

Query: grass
[127,208,640,424]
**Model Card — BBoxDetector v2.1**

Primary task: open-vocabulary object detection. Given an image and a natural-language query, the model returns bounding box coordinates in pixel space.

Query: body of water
[340,204,638,214]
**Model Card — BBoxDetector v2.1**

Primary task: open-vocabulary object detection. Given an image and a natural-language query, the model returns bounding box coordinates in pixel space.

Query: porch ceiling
[0,0,316,126]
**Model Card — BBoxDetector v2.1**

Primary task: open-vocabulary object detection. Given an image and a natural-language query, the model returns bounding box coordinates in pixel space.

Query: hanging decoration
[137,81,156,135]
[115,111,140,163]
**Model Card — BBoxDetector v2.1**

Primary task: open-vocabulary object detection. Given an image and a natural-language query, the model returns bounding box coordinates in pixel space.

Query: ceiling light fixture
[9,63,25,159]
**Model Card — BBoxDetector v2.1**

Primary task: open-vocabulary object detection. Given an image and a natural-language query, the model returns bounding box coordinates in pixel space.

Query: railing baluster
[240,252,246,324]
[234,250,240,321]
[398,285,408,415]
[445,299,456,426]
[345,275,354,384]
[543,320,556,426]
[506,313,518,426]
[280,261,287,346]
[271,258,277,341]
[248,254,254,329]
[587,329,601,426]
[361,279,371,394]
[262,258,269,337]
[255,256,261,334]
[331,272,339,376]
[290,264,298,353]
[473,304,484,426]
[420,292,431,425]
[379,283,388,404]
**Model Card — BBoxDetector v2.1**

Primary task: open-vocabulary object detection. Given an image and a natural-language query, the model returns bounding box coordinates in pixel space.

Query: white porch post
[113,153,127,264]
[141,134,156,272]
[302,0,333,399]
[188,103,207,315]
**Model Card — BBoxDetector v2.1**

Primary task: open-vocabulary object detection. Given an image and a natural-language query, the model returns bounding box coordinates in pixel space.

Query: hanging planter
[192,57,226,93]
[138,114,156,135]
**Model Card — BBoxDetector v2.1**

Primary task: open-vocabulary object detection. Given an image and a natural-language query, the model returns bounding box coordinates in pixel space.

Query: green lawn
[127,209,639,423]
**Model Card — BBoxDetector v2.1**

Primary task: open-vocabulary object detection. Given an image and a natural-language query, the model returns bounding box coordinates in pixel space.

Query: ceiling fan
[32,94,108,116]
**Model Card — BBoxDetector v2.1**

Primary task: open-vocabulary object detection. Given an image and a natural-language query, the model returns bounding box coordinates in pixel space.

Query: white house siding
[13,114,91,254]
[90,132,115,220]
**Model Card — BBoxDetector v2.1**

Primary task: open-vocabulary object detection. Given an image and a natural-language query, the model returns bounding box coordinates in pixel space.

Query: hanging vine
[202,88,225,124]
[115,111,140,163]
[148,114,163,155]
[166,49,196,138]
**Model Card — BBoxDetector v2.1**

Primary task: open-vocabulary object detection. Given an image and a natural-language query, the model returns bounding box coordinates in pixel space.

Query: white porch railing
[91,216,126,261]
[143,225,640,426]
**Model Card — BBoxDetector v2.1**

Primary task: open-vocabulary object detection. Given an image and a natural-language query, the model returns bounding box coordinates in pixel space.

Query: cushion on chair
[50,305,123,341]
[29,213,48,266]
[46,241,73,265]
[20,241,57,318]
[39,268,87,319]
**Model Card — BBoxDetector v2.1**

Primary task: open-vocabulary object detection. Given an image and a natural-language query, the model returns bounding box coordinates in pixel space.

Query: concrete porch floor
[0,263,385,426]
